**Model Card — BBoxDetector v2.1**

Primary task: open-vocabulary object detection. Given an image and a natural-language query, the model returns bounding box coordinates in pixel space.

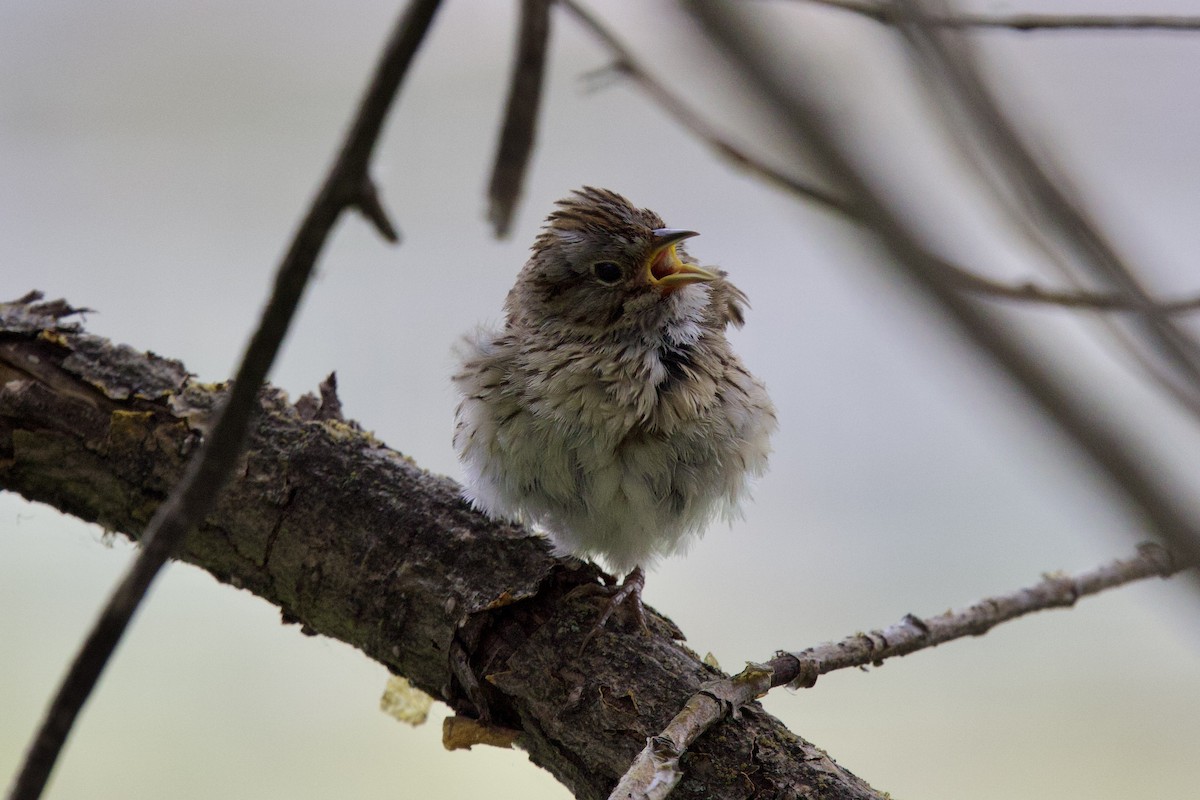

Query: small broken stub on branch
[295,372,348,423]
[442,715,520,751]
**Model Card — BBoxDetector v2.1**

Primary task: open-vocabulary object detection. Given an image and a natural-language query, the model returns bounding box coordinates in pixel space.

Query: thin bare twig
[894,0,1200,407]
[688,0,1200,565]
[560,0,1200,316]
[856,0,1200,421]
[487,0,554,238]
[805,0,1200,32]
[559,0,850,213]
[776,543,1182,687]
[828,0,1200,420]
[4,2,444,798]
[611,543,1183,800]
[936,259,1200,312]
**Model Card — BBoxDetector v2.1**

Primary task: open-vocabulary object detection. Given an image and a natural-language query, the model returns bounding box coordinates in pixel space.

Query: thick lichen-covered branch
[0,296,883,800]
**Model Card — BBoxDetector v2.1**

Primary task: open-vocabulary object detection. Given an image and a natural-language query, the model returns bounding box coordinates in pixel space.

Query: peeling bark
[0,295,882,800]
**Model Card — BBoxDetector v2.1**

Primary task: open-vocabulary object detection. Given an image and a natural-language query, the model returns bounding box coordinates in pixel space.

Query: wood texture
[0,295,881,800]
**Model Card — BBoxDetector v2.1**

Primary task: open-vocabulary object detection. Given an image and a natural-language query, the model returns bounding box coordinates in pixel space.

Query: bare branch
[684,0,1200,566]
[559,0,850,214]
[3,2,443,798]
[561,0,1200,316]
[487,0,554,238]
[0,297,887,800]
[833,0,1200,422]
[775,542,1182,687]
[937,259,1200,312]
[806,0,1200,32]
[613,543,1185,799]
[892,0,1200,404]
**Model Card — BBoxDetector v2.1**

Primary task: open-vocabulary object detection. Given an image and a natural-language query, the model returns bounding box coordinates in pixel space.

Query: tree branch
[893,0,1200,410]
[2,3,442,798]
[487,0,554,238]
[818,0,1200,423]
[560,0,1200,316]
[683,1,1200,568]
[0,296,885,800]
[932,257,1200,312]
[776,542,1182,687]
[613,542,1185,799]
[560,0,849,214]
[804,0,1200,32]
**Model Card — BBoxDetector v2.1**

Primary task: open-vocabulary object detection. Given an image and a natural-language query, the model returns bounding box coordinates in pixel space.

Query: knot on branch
[698,661,772,720]
[779,651,820,690]
[1137,541,1179,575]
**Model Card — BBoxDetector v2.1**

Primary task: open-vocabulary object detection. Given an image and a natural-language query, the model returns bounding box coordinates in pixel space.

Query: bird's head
[506,187,719,336]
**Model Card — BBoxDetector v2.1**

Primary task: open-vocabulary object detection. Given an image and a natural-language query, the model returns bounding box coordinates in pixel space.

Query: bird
[452,187,775,643]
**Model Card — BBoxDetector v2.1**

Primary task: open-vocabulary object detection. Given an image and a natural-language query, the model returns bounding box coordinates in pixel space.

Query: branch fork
[611,542,1185,799]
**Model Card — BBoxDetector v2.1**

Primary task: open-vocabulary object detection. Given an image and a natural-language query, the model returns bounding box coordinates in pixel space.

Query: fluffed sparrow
[453,187,775,640]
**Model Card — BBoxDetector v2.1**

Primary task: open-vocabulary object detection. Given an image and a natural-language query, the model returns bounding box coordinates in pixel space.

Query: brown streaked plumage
[453,187,775,636]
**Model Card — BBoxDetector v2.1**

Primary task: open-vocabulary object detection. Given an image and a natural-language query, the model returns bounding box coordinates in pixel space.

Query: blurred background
[2,1,1198,798]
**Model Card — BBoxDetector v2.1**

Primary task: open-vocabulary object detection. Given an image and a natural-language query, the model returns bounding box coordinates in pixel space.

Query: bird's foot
[570,566,649,655]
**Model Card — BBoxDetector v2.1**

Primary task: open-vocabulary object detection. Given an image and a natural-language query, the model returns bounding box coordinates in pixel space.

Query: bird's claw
[573,566,649,655]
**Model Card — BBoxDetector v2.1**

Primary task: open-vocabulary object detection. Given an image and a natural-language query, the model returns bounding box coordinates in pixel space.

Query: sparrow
[453,187,775,644]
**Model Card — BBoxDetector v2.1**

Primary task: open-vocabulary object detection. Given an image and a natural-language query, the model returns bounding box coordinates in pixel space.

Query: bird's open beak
[646,228,717,291]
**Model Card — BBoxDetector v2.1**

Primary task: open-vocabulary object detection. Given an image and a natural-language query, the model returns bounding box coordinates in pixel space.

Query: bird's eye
[592,261,623,284]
